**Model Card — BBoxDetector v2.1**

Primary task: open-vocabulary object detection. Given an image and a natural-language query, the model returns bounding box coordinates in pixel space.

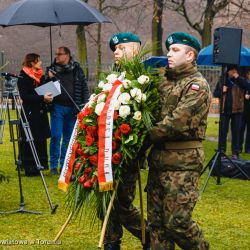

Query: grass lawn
[0,117,249,249]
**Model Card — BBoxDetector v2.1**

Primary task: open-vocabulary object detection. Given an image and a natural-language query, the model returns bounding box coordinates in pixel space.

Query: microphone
[1,72,20,78]
[48,69,57,75]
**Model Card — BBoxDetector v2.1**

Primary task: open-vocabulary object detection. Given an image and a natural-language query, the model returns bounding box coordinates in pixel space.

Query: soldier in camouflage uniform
[103,32,150,250]
[147,32,211,250]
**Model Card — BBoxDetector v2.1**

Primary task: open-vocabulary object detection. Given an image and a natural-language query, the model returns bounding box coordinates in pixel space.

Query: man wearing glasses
[46,46,89,175]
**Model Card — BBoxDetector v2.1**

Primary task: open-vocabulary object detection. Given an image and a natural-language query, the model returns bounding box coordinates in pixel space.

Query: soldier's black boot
[104,240,121,250]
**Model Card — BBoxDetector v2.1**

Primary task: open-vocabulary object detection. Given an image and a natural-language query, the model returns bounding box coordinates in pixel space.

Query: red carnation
[112,140,118,151]
[89,155,98,165]
[114,129,122,140]
[79,175,86,183]
[74,162,81,171]
[85,135,95,146]
[113,111,118,120]
[77,148,85,156]
[79,122,86,130]
[83,106,92,116]
[112,152,121,165]
[78,111,85,121]
[80,157,87,164]
[84,180,93,188]
[86,126,97,137]
[90,175,97,184]
[84,167,93,174]
[119,124,131,135]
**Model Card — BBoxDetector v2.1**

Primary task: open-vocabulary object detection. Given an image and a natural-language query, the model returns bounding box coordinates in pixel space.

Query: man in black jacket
[46,46,89,175]
[214,66,250,158]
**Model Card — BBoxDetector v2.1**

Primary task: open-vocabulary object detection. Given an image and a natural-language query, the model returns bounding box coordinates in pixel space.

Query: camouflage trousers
[104,166,150,245]
[147,168,209,250]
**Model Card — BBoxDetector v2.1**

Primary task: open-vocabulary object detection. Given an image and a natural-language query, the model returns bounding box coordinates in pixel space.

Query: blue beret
[109,32,141,51]
[165,32,201,52]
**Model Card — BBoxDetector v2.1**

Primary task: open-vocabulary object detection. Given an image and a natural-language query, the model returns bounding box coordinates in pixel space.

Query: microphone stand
[48,70,80,112]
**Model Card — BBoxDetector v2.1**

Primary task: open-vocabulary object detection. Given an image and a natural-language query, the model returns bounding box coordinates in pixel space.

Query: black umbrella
[0,0,111,60]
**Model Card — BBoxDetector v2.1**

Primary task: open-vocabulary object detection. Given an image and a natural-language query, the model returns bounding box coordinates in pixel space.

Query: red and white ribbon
[58,105,88,192]
[98,73,125,192]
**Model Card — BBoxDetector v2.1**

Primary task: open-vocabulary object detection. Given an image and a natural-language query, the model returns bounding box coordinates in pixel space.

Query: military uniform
[147,32,211,250]
[104,32,150,250]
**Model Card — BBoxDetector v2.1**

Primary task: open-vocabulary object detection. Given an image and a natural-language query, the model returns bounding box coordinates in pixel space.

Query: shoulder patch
[191,84,200,91]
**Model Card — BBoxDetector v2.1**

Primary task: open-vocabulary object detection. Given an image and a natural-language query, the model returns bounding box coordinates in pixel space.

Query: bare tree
[84,0,145,78]
[77,0,89,77]
[164,0,248,47]
[152,0,164,55]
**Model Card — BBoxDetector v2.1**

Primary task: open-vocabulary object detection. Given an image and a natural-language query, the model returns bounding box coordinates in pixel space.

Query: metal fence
[0,52,222,95]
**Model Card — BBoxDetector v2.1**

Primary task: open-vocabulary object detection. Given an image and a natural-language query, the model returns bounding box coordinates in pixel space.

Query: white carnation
[130,88,142,98]
[137,75,149,84]
[97,93,107,103]
[106,74,118,84]
[98,80,105,88]
[88,94,96,107]
[103,83,113,91]
[95,102,105,116]
[118,93,131,104]
[119,105,131,118]
[135,92,143,103]
[90,93,96,99]
[122,79,131,89]
[133,111,142,121]
[113,100,121,110]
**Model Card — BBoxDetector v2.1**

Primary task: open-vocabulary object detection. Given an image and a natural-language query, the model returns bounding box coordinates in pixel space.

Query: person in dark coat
[213,66,250,158]
[45,47,89,175]
[17,53,53,176]
[239,69,250,153]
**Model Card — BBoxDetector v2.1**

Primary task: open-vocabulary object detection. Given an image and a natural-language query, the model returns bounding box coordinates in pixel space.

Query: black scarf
[51,58,76,74]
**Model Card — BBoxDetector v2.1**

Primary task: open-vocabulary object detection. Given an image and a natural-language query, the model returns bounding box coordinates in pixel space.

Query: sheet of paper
[35,80,61,97]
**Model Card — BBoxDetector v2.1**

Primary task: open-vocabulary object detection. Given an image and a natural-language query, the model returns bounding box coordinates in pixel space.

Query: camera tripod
[201,65,250,193]
[0,75,58,214]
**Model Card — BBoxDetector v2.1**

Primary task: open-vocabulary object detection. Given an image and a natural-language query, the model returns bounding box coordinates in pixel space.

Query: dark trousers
[219,113,242,155]
[20,139,49,176]
[104,167,149,245]
[239,115,250,153]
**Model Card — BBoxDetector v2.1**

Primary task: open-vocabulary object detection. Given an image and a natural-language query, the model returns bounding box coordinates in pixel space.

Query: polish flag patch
[191,84,200,91]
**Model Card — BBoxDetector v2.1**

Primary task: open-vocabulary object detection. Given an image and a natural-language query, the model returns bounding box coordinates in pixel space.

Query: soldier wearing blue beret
[147,32,211,249]
[102,32,150,250]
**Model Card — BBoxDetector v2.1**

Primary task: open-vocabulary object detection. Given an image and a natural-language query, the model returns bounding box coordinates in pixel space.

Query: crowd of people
[15,29,250,250]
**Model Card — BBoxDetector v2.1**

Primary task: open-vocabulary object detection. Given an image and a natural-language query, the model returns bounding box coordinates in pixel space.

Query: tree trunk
[76,25,88,78]
[76,0,89,78]
[201,10,213,47]
[97,23,102,79]
[152,0,163,55]
[96,0,103,80]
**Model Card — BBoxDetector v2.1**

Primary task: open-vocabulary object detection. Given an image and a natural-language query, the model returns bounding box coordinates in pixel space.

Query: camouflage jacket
[149,64,212,144]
